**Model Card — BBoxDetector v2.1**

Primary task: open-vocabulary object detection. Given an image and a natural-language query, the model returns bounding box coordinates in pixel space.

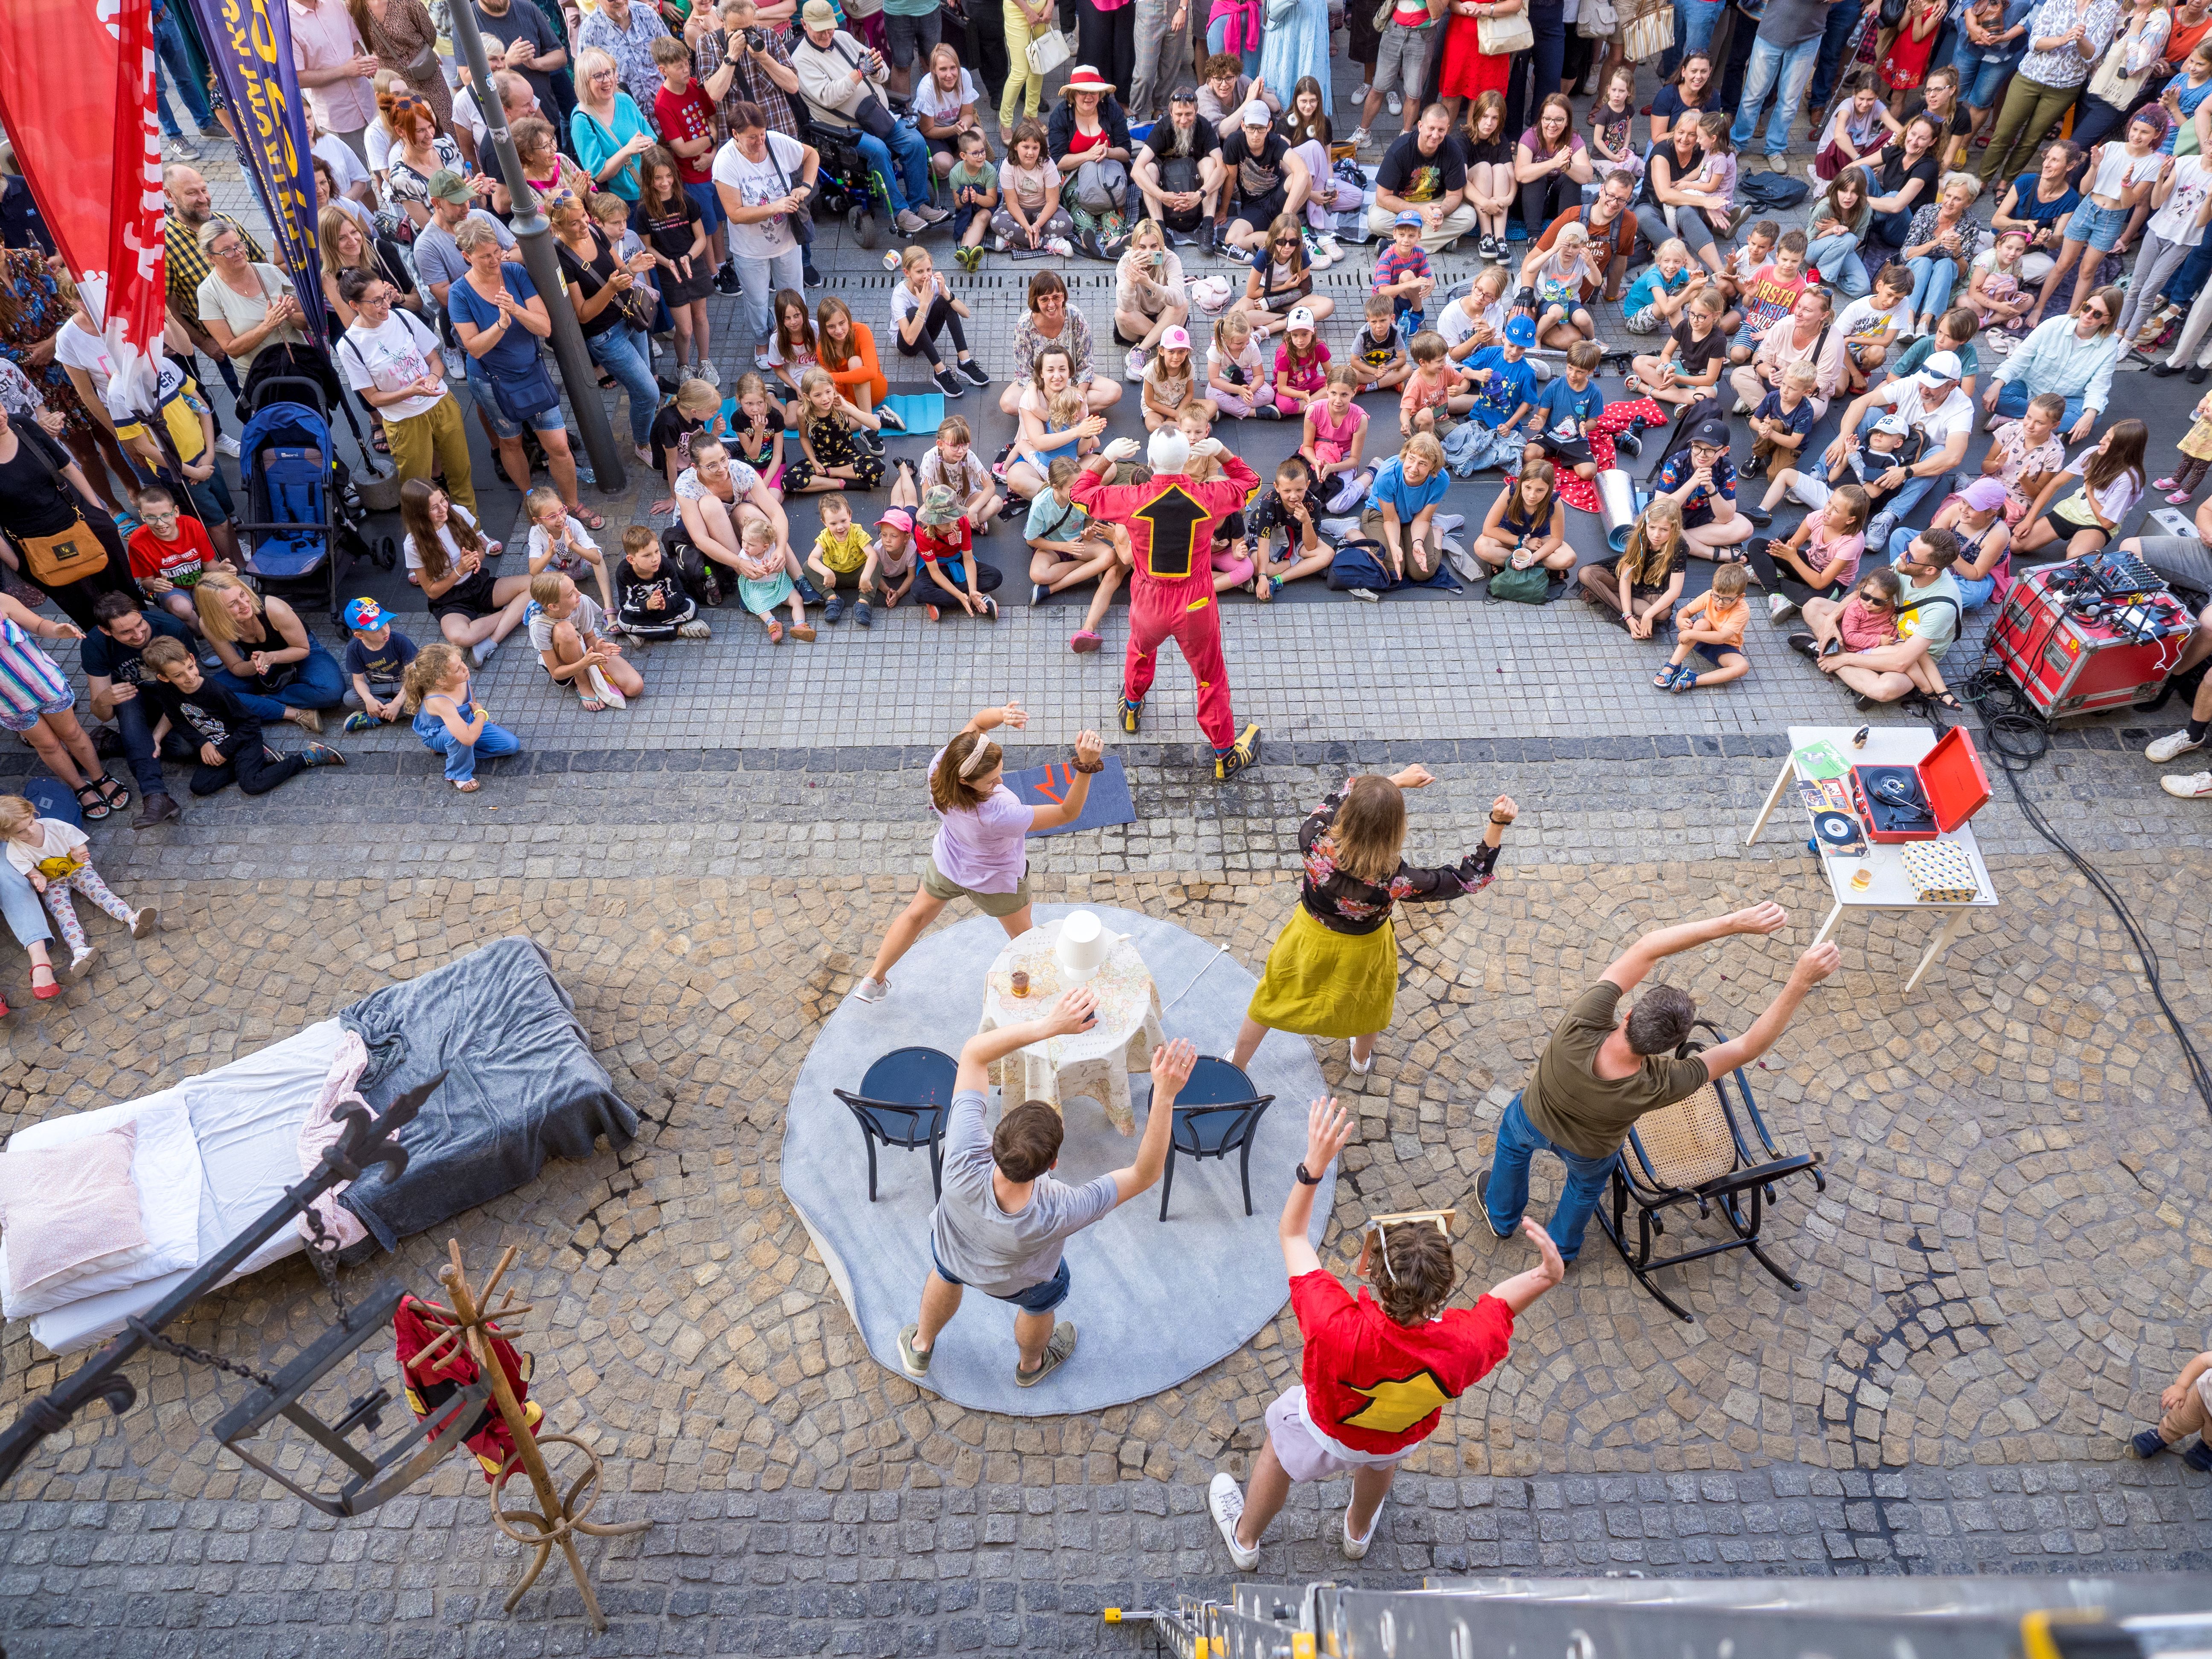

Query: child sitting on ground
[1399,329,1478,437]
[125,482,233,629]
[1302,366,1372,513]
[727,371,789,492]
[617,524,710,640]
[1742,360,1821,481]
[1753,482,1870,622]
[919,414,1003,529]
[341,597,419,733]
[2129,1347,2212,1471]
[873,469,923,611]
[1025,455,1128,654]
[649,378,729,514]
[2155,386,2212,504]
[401,640,521,793]
[1248,455,1336,593]
[1656,561,1751,692]
[524,484,617,611]
[1440,266,1511,362]
[1630,285,1729,408]
[1525,340,1607,482]
[1816,566,1963,704]
[1273,306,1332,418]
[732,514,815,642]
[1623,238,1701,335]
[1718,219,1774,333]
[0,792,154,975]
[916,485,1001,621]
[141,635,344,796]
[806,493,880,626]
[1828,263,1915,395]
[1519,221,1603,348]
[1371,212,1434,339]
[1452,315,1541,453]
[1349,291,1412,390]
[793,366,885,492]
[1729,227,1809,361]
[527,569,648,707]
[946,128,998,269]
[1141,326,1208,430]
[1205,311,1278,419]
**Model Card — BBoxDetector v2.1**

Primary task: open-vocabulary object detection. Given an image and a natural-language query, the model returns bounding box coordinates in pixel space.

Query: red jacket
[1071,456,1259,601]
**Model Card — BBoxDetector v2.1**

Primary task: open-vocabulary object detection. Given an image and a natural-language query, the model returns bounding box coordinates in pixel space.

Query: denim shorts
[930,1239,1071,1312]
[2071,198,2130,252]
[464,354,564,442]
[684,180,725,235]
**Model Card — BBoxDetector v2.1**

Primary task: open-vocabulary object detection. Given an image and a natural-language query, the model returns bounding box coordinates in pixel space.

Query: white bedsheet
[22,1020,348,1355]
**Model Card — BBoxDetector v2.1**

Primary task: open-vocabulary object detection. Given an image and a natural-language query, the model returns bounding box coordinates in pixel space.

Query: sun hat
[1063,65,1117,97]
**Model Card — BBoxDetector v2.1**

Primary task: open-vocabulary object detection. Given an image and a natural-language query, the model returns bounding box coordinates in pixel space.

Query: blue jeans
[1965,52,2019,110]
[1808,0,1866,112]
[1662,0,1727,76]
[1206,14,1261,73]
[1484,1091,1620,1263]
[111,690,172,802]
[1886,523,1995,606]
[0,861,53,950]
[856,118,933,217]
[211,639,346,721]
[153,6,213,135]
[2170,236,2212,312]
[732,245,805,355]
[415,714,522,783]
[585,323,659,448]
[1807,233,1871,296]
[1993,381,2085,430]
[1853,409,1941,522]
[1907,254,1959,320]
[1869,205,1914,248]
[1731,34,1822,157]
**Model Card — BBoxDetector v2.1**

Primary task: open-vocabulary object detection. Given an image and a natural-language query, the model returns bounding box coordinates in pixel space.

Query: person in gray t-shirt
[899,990,1196,1388]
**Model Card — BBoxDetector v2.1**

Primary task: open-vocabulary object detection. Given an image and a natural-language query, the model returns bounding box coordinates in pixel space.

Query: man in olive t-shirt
[1478,903,1839,1261]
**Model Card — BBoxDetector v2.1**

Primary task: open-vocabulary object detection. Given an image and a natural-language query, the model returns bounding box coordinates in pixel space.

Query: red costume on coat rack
[1071,428,1264,780]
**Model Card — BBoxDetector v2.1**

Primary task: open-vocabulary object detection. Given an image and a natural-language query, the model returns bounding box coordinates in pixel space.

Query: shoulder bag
[1026,25,1074,75]
[4,427,109,587]
[1486,560,1551,602]
[1478,2,1537,53]
[830,39,900,140]
[463,280,562,425]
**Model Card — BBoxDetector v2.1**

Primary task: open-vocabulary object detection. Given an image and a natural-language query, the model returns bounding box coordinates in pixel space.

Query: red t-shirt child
[127,515,218,591]
[1289,1270,1515,1456]
[916,516,973,568]
[1741,262,1809,341]
[653,81,720,186]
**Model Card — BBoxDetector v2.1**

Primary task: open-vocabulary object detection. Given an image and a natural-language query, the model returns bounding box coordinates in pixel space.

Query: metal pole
[443,4,626,493]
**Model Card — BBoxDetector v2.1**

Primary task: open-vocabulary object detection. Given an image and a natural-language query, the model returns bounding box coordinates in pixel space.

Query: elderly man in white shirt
[790,0,944,233]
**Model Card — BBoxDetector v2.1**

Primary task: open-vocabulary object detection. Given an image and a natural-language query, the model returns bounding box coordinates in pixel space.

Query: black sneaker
[1787,632,1820,659]
[958,358,990,387]
[933,367,966,398]
[1474,1168,1516,1239]
[803,262,824,288]
[878,404,905,432]
[1741,504,1772,527]
[714,262,741,296]
[1214,723,1262,780]
[1254,402,1284,420]
[1612,430,1641,459]
[1740,454,1767,480]
[2152,360,2186,377]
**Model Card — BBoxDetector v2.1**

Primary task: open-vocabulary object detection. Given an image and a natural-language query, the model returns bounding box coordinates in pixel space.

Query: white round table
[975,918,1164,1135]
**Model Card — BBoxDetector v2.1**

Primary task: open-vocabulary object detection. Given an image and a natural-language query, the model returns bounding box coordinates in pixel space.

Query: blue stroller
[235,377,385,628]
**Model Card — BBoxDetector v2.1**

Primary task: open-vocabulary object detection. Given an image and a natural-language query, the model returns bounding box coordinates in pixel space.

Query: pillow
[0,1091,207,1319]
[0,1123,149,1301]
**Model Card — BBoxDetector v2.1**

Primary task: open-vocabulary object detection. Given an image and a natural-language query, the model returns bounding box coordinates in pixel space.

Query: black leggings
[190,740,309,797]
[1749,543,1842,609]
[895,296,969,370]
[1519,171,1581,242]
[1076,0,1137,97]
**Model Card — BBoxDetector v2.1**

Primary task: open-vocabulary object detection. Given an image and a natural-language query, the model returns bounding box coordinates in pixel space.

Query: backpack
[1486,562,1552,603]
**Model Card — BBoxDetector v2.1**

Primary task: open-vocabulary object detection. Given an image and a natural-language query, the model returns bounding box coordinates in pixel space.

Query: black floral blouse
[1298,780,1501,935]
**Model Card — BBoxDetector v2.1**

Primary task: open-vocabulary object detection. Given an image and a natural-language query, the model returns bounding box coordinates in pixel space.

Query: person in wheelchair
[792,0,946,236]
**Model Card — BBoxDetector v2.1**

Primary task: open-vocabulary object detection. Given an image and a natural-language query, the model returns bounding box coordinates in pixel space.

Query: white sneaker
[853,975,890,1003]
[2162,770,2212,798]
[1349,126,1371,148]
[1769,593,1797,622]
[2145,729,2205,763]
[1733,398,1751,415]
[1866,510,1898,550]
[215,434,240,458]
[1208,1473,1260,1571]
[677,618,712,639]
[754,352,774,372]
[1386,89,1403,115]
[696,360,721,387]
[1342,1493,1384,1560]
[1126,345,1147,382]
[1316,233,1342,264]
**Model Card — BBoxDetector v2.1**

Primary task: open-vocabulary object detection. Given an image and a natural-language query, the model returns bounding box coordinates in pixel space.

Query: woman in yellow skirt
[1229,767,1516,1075]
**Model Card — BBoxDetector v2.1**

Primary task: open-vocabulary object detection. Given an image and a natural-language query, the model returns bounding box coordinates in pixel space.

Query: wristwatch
[1294,1162,1322,1186]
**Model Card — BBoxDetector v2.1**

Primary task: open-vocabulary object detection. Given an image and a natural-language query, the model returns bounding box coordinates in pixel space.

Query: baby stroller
[235,378,384,630]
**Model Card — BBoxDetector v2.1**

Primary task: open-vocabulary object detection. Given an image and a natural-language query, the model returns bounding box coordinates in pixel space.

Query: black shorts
[429,567,500,624]
[1536,433,1594,467]
[1233,186,1288,229]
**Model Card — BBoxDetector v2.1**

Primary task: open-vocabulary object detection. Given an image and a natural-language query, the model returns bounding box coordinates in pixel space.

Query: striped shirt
[164,211,266,327]
[0,614,71,722]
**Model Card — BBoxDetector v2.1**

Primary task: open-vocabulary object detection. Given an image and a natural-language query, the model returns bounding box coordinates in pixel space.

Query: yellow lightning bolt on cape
[1341,1370,1453,1434]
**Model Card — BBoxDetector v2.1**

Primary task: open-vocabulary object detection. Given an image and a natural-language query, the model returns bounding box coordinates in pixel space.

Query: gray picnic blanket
[336,936,638,1251]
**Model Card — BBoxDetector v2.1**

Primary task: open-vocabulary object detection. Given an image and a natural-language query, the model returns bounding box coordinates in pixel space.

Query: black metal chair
[1158,1057,1276,1222]
[1595,1022,1825,1322]
[833,1047,960,1202]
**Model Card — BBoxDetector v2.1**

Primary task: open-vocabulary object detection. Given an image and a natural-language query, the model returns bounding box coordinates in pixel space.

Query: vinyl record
[1813,811,1858,846]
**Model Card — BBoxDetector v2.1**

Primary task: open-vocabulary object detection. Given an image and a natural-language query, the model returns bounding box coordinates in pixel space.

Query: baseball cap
[342,598,393,632]
[1873,409,1912,437]
[1240,99,1272,126]
[1393,210,1423,227]
[1504,314,1537,348]
[1962,475,2008,512]
[425,169,475,205]
[1160,324,1191,350]
[1916,349,1963,384]
[800,0,838,26]
[1688,417,1730,447]
[876,506,914,533]
[1286,306,1316,331]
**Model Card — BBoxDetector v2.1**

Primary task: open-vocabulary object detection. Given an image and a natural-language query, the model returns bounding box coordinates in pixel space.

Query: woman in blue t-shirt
[442,220,601,530]
[1990,144,2082,285]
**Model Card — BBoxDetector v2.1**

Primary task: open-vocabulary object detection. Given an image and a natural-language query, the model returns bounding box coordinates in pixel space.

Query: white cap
[1148,427,1192,473]
[1240,99,1272,126]
[1286,306,1316,331]
[1916,349,1963,383]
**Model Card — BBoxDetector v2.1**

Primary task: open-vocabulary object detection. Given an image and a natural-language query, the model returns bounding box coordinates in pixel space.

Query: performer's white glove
[1103,437,1141,462]
[1189,437,1225,460]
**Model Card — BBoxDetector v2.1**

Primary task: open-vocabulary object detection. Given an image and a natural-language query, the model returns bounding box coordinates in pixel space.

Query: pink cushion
[0,1122,150,1300]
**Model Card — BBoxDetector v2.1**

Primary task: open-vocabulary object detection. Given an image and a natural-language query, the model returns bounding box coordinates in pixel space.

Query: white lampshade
[1054,911,1110,981]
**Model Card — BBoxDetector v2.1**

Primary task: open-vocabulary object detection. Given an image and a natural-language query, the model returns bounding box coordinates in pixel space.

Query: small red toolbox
[1848,727,1992,844]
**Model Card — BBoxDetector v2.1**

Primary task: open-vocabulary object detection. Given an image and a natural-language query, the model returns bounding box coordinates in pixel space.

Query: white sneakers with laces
[2162,771,2212,798]
[2145,729,2205,763]
[1208,1473,1259,1571]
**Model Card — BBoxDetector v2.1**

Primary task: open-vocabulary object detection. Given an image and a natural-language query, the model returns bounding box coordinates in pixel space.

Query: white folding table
[1745,724,2000,993]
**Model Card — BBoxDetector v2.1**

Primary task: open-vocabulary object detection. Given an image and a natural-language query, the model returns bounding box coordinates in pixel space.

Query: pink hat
[877,506,915,533]
[1961,476,2008,512]
[1160,325,1191,350]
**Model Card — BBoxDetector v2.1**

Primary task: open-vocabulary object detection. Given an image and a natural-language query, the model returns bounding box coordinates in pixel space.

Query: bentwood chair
[1158,1056,1276,1222]
[834,1047,960,1201]
[1595,1022,1825,1322]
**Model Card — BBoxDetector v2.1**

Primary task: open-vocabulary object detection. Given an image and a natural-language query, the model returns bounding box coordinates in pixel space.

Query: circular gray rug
[781,904,1334,1416]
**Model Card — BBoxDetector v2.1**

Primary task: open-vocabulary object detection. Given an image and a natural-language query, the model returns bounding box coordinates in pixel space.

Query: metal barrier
[1107,1574,2212,1659]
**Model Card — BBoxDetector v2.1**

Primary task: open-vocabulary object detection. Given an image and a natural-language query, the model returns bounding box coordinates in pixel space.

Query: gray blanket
[337,936,639,1252]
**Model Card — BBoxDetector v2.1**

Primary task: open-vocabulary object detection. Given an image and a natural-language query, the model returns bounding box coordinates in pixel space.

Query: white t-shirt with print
[710,130,808,263]
[2149,154,2212,247]
[910,69,980,125]
[338,310,446,422]
[401,503,485,573]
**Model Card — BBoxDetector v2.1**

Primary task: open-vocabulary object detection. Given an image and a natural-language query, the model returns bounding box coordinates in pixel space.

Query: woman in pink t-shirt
[854,704,1106,1002]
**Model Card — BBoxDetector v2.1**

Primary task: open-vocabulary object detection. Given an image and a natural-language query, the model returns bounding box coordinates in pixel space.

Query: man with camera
[697,0,804,143]
[792,0,946,236]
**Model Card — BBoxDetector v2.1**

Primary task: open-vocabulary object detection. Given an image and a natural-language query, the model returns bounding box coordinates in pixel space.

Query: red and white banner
[0,0,168,416]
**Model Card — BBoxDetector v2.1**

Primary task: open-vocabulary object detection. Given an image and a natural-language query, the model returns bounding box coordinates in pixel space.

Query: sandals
[91,774,129,812]
[1931,691,1964,711]
[1653,664,1685,689]
[454,778,480,792]
[370,428,391,457]
[73,781,113,821]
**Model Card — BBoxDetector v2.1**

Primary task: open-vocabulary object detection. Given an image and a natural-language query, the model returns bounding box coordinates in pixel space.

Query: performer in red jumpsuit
[1071,428,1263,780]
